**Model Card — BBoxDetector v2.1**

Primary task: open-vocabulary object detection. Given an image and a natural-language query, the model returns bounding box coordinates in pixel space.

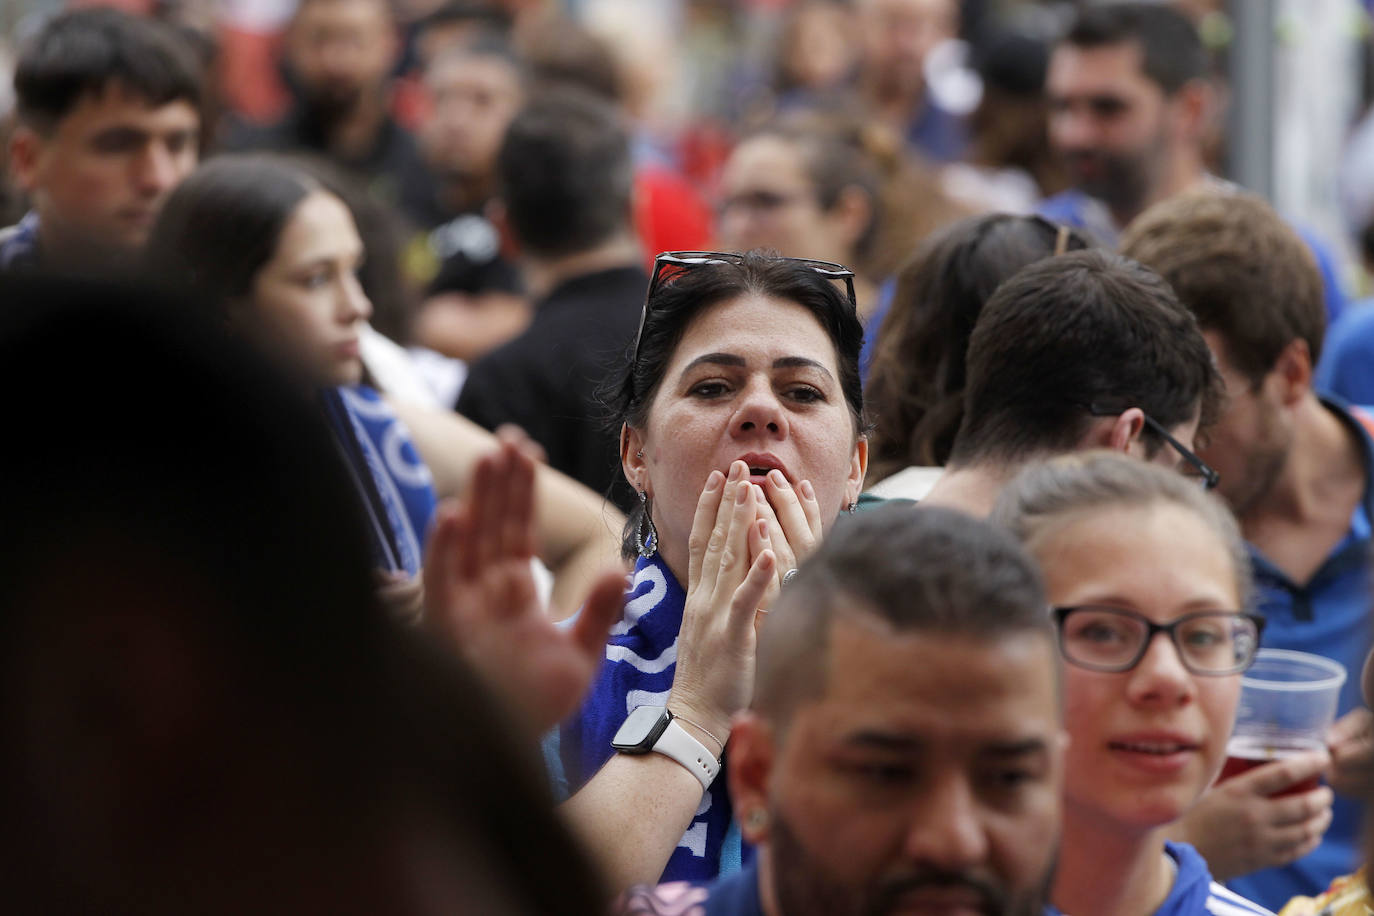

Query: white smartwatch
[611,706,721,790]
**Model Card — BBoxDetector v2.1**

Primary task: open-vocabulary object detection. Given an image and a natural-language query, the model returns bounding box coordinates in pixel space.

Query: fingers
[1327,707,1374,751]
[797,478,824,536]
[1264,797,1333,863]
[696,462,751,592]
[501,439,537,560]
[1241,750,1330,797]
[762,470,816,557]
[731,548,776,629]
[570,567,628,659]
[1265,786,1335,828]
[687,469,726,591]
[421,500,461,623]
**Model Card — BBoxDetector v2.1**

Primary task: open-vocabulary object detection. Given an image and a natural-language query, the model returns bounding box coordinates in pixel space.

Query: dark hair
[1061,2,1207,96]
[754,504,1052,725]
[0,274,606,912]
[496,87,632,258]
[1121,189,1326,387]
[415,1,513,37]
[608,251,866,557]
[866,214,1094,477]
[519,18,622,103]
[14,7,203,132]
[145,154,319,316]
[949,249,1222,466]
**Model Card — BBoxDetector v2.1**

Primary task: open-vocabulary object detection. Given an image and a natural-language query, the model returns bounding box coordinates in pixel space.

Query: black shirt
[456,265,647,512]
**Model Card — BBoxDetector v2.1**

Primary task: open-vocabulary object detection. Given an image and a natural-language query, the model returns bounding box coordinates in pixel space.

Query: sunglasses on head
[630,251,859,370]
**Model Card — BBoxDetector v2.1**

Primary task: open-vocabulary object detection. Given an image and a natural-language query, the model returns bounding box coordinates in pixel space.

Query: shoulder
[1164,842,1275,916]
[1202,883,1276,916]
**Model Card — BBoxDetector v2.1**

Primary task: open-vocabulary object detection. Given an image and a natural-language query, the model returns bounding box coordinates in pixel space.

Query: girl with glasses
[995,453,1326,916]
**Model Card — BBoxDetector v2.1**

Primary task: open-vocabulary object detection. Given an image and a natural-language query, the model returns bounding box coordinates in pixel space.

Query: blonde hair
[991,452,1251,608]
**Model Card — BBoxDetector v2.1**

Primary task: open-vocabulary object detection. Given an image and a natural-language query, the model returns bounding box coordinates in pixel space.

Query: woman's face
[1031,502,1242,832]
[249,190,372,387]
[624,293,866,575]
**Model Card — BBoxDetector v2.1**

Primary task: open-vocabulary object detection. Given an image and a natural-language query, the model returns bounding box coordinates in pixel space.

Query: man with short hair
[1038,2,1347,320]
[2,8,201,272]
[222,0,436,226]
[1039,3,1212,242]
[621,505,1066,916]
[1122,189,1373,910]
[455,87,646,511]
[921,248,1221,516]
[410,35,529,362]
[855,0,967,163]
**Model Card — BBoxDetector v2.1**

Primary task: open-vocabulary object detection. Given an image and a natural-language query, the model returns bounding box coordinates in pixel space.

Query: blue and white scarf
[0,212,42,271]
[560,551,743,882]
[319,385,436,576]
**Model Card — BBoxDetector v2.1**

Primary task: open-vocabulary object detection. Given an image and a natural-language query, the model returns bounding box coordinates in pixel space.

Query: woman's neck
[1054,803,1177,916]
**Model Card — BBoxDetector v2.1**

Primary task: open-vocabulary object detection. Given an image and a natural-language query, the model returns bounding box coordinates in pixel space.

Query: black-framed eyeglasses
[630,251,858,370]
[1085,403,1220,491]
[1052,606,1265,676]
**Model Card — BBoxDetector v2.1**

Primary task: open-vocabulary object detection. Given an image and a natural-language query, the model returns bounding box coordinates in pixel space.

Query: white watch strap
[652,719,721,790]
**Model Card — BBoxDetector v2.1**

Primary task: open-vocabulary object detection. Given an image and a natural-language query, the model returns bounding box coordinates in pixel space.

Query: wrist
[664,694,733,748]
[671,710,726,755]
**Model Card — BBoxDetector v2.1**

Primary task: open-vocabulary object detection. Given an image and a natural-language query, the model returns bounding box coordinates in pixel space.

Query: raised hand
[423,429,625,737]
[669,460,776,747]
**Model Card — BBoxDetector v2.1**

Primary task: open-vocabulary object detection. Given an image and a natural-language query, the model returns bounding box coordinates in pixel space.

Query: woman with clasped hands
[544,251,868,889]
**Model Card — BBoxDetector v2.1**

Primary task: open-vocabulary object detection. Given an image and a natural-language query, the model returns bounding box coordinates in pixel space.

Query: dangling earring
[847,500,858,514]
[637,490,659,558]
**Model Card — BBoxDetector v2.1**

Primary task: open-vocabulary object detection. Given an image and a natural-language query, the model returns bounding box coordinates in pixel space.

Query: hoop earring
[637,490,659,558]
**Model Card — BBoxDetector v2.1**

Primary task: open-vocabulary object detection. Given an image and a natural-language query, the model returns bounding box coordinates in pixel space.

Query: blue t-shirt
[1225,397,1374,910]
[1315,299,1374,404]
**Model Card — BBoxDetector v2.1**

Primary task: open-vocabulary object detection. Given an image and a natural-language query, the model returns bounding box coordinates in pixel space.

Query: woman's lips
[737,452,791,486]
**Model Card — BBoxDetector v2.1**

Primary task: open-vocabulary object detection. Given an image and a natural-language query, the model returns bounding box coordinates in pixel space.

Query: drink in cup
[1218,649,1346,798]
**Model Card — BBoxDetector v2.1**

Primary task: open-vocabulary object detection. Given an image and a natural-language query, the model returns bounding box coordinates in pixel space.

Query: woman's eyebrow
[677,353,835,381]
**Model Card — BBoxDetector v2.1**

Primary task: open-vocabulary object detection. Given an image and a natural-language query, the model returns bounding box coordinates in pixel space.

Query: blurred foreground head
[0,274,602,914]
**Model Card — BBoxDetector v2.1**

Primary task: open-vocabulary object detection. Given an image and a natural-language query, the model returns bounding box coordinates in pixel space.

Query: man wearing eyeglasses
[1123,189,1374,911]
[921,248,1222,517]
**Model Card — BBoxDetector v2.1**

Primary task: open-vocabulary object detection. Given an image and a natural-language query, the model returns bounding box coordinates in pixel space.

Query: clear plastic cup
[1218,649,1347,796]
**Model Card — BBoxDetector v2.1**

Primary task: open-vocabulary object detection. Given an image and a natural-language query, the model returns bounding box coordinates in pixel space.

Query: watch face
[612,705,670,751]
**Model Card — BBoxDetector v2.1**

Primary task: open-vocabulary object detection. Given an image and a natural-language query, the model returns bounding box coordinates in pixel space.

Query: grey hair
[991,451,1252,610]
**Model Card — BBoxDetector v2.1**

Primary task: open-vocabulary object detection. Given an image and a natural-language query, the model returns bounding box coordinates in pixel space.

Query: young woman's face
[250,190,372,387]
[1031,502,1242,832]
[625,293,866,575]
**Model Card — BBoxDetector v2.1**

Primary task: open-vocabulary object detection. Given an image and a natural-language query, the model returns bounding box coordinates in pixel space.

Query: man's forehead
[57,82,199,127]
[1049,40,1155,95]
[803,619,1059,736]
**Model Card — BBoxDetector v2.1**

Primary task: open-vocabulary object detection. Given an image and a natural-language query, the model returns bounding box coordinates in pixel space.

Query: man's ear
[9,126,46,192]
[1081,408,1145,454]
[726,712,776,845]
[1170,78,1215,143]
[1270,338,1312,407]
[829,185,873,255]
[484,198,521,259]
[1106,407,1147,453]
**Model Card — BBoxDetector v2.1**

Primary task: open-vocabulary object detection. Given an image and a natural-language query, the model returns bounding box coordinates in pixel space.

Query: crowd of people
[1,1,1372,914]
